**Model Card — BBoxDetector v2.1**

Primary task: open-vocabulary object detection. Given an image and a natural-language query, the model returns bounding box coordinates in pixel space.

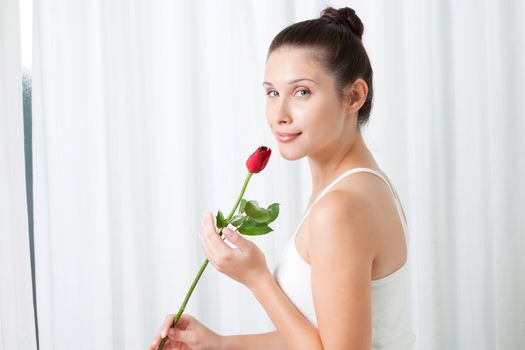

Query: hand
[148,314,222,350]
[200,211,271,289]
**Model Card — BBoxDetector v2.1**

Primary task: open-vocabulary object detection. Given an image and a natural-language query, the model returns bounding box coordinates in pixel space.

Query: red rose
[246,146,272,173]
[156,144,277,350]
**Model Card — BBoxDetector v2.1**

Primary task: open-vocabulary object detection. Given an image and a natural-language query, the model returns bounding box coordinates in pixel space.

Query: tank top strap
[294,167,409,241]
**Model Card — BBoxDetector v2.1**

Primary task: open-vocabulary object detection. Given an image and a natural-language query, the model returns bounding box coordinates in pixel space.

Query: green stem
[226,172,253,221]
[157,172,253,350]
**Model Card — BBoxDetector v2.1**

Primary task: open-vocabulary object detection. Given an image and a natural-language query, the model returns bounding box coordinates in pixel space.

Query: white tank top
[273,167,416,349]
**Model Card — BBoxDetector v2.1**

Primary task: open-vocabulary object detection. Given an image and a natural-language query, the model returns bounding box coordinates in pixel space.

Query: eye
[295,89,310,97]
[265,90,279,97]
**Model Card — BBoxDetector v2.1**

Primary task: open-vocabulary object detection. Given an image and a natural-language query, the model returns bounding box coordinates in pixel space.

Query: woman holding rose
[150,6,415,350]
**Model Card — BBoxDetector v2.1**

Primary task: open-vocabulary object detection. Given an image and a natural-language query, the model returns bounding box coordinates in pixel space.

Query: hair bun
[320,7,364,40]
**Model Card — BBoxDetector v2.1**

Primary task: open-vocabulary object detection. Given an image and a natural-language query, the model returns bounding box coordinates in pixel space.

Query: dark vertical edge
[22,68,39,350]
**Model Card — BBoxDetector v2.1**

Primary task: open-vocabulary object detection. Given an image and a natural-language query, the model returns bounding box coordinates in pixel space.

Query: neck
[307,129,377,194]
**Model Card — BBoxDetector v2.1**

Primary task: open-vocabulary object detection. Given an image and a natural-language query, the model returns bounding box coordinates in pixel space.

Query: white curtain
[0,0,37,349]
[360,2,525,349]
[32,1,287,349]
[31,0,524,349]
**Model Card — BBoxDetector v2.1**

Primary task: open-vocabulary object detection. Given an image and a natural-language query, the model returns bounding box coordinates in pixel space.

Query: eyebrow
[262,78,318,87]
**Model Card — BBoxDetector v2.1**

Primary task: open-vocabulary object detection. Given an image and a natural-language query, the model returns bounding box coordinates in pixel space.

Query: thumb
[168,328,191,343]
[223,227,250,250]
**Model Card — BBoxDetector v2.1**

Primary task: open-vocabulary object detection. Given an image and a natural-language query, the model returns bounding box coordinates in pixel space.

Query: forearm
[248,271,324,350]
[221,330,288,350]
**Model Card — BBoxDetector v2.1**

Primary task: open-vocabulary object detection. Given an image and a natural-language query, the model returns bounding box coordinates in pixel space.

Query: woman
[149,6,415,350]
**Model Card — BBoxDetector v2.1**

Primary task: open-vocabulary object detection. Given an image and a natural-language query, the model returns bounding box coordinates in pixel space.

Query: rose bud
[246,146,272,173]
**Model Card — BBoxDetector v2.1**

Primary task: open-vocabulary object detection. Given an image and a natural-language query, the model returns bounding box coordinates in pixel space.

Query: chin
[277,144,306,161]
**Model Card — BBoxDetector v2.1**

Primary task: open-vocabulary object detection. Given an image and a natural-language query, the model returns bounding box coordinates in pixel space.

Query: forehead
[264,47,329,84]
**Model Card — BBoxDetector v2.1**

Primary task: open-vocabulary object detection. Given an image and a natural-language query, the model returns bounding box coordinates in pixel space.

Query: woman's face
[263,46,350,161]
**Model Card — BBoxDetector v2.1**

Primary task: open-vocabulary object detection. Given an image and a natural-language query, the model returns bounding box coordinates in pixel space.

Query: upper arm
[309,190,377,350]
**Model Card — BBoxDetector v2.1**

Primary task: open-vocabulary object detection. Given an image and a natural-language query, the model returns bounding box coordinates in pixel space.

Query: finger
[223,227,251,251]
[149,334,161,350]
[162,337,174,350]
[203,212,232,255]
[160,314,176,338]
[168,328,176,340]
[199,225,215,261]
[169,327,192,345]
[175,314,192,330]
[203,213,230,249]
[150,329,163,349]
[201,231,227,273]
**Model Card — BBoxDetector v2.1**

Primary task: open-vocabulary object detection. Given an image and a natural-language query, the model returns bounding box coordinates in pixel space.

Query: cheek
[265,109,271,127]
[301,103,343,142]
[265,102,275,127]
[291,100,326,131]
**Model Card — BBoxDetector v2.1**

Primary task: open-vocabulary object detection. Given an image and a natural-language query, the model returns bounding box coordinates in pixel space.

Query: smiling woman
[262,45,369,162]
[262,7,415,349]
[20,0,524,348]
[151,5,415,350]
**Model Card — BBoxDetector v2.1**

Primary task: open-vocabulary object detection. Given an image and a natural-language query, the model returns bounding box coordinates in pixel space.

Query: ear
[343,78,368,115]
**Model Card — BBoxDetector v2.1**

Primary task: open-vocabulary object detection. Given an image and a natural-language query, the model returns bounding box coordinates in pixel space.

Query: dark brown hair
[267,7,374,128]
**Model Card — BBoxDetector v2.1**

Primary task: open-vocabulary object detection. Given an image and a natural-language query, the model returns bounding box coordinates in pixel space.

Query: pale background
[1,0,524,349]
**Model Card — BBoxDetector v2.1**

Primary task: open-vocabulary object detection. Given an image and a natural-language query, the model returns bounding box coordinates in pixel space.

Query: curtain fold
[32,1,287,349]
[359,1,525,348]
[0,0,37,349]
[31,0,524,349]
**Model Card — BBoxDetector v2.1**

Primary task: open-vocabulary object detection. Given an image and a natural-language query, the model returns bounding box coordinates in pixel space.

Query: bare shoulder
[308,188,377,345]
[308,170,399,233]
[309,189,372,228]
[307,188,379,262]
[306,171,407,280]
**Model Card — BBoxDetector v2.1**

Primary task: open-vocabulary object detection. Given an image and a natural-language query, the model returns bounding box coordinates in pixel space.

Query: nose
[268,97,292,126]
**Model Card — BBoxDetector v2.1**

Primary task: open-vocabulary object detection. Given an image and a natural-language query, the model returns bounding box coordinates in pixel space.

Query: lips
[276,131,302,143]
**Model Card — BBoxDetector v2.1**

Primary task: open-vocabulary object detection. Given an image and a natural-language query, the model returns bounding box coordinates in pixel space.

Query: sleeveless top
[272,167,416,349]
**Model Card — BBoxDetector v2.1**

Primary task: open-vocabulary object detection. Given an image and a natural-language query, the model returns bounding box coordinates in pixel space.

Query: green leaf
[216,210,227,229]
[229,215,246,227]
[238,199,248,214]
[244,200,271,223]
[238,217,273,235]
[238,223,273,236]
[267,203,280,223]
